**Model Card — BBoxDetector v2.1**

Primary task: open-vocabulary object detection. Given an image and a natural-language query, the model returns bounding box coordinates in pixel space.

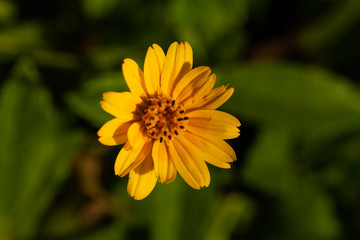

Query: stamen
[143,96,187,141]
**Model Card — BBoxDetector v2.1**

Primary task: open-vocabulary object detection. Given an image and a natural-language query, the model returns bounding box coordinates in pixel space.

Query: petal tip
[152,43,161,49]
[100,100,105,107]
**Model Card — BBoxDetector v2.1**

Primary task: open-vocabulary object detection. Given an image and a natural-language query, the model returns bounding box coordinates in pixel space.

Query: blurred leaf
[216,61,360,134]
[0,23,45,58]
[32,50,79,69]
[74,221,125,240]
[243,126,295,194]
[0,58,85,239]
[82,0,119,19]
[203,194,254,240]
[178,186,221,240]
[244,127,340,240]
[0,0,17,24]
[311,133,360,237]
[148,178,184,240]
[297,0,360,51]
[66,71,128,127]
[88,45,142,71]
[0,23,78,69]
[167,0,248,60]
[279,182,341,240]
[41,207,82,238]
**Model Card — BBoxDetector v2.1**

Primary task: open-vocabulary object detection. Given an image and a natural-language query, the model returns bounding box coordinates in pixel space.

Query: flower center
[142,97,188,142]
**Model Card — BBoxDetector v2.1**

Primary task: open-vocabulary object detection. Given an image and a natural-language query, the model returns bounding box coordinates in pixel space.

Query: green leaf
[243,126,295,194]
[273,179,341,240]
[0,23,44,58]
[88,45,143,71]
[66,71,129,127]
[216,61,360,132]
[244,127,340,239]
[297,0,360,52]
[0,0,17,24]
[177,184,221,240]
[81,0,119,19]
[0,58,85,239]
[72,221,126,240]
[148,178,184,240]
[203,194,255,240]
[167,0,248,60]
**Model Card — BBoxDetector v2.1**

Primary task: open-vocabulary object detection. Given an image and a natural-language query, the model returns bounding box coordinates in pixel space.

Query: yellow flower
[97,42,240,200]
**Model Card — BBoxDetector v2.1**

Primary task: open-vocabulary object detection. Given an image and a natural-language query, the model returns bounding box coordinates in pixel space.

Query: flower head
[98,42,240,200]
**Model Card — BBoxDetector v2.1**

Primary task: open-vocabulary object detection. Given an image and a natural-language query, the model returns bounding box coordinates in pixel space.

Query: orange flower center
[142,97,188,142]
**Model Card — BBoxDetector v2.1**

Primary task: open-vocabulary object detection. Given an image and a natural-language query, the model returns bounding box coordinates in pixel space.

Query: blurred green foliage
[1,0,360,239]
[0,58,85,239]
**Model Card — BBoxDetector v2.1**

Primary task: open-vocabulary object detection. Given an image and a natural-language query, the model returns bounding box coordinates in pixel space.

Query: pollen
[142,96,187,141]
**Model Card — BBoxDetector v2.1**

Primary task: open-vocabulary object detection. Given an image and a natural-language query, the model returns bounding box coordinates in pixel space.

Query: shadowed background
[1,0,360,239]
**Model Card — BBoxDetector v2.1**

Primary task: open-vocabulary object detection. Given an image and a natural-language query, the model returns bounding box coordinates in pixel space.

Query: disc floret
[142,96,188,142]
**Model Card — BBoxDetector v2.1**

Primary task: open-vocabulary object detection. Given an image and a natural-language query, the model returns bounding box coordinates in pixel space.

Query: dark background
[1,0,360,239]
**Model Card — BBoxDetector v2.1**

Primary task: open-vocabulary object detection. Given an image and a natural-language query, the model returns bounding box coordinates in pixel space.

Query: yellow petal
[152,140,177,183]
[97,119,132,146]
[114,142,133,175]
[118,122,154,176]
[160,42,178,94]
[210,138,237,160]
[173,42,185,79]
[175,136,210,187]
[102,91,143,106]
[187,109,241,126]
[144,46,162,96]
[183,132,235,168]
[169,41,194,95]
[127,154,157,200]
[172,66,210,100]
[192,74,216,102]
[114,122,149,176]
[184,42,193,69]
[127,121,147,149]
[170,42,185,90]
[176,69,211,103]
[122,58,147,97]
[100,91,143,120]
[114,139,152,177]
[186,85,234,110]
[178,72,215,105]
[100,101,141,121]
[186,110,240,140]
[152,44,165,73]
[186,124,239,140]
[119,140,153,177]
[165,154,177,184]
[167,140,201,189]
